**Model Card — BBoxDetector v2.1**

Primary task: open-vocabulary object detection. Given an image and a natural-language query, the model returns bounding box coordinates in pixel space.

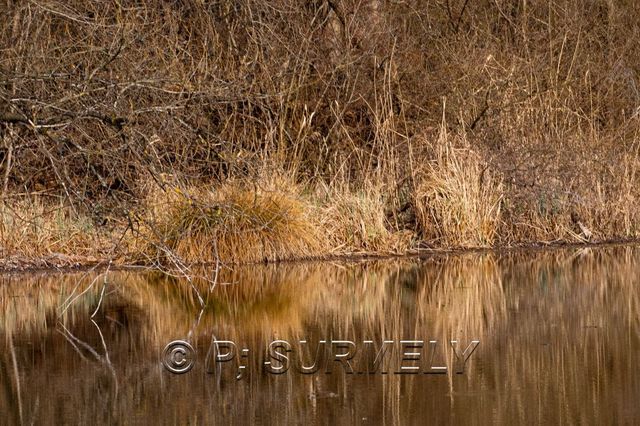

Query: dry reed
[1,1,639,268]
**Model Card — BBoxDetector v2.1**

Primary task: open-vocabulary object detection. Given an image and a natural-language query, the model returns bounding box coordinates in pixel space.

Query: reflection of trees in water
[1,247,640,423]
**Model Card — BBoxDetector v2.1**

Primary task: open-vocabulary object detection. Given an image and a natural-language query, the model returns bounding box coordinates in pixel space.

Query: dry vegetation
[0,0,639,269]
[137,179,324,265]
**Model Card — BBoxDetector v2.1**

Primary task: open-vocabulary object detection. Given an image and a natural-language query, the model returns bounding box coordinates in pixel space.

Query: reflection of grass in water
[300,249,640,424]
[459,247,640,424]
[5,248,640,343]
[3,247,640,423]
[4,248,640,348]
[0,261,415,344]
[415,254,507,338]
[121,265,326,340]
[0,273,107,339]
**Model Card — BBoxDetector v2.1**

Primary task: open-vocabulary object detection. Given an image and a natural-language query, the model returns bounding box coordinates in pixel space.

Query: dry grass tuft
[318,182,415,254]
[139,182,324,265]
[0,199,108,268]
[413,130,503,247]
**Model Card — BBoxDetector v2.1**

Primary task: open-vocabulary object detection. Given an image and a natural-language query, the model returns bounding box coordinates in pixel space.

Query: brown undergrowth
[1,1,640,271]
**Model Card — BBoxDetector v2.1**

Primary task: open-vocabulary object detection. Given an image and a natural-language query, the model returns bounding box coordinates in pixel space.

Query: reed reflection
[1,246,640,424]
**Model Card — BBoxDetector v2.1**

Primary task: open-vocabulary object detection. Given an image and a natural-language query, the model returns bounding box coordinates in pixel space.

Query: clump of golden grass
[413,129,503,247]
[138,181,324,265]
[317,182,415,254]
[0,199,108,268]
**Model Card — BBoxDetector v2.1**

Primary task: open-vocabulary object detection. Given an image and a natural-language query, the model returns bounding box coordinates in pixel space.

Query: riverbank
[1,140,639,275]
[2,212,639,275]
[1,2,639,274]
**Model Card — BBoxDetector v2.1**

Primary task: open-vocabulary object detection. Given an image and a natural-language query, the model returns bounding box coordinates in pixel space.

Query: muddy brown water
[1,246,640,425]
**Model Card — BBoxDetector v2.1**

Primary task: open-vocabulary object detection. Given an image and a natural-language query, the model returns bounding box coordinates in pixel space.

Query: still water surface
[2,247,640,424]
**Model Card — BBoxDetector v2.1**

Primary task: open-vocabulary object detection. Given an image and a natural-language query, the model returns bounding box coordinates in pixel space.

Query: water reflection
[1,247,640,424]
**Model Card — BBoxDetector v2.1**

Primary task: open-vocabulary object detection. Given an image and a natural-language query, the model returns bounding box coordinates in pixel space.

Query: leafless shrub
[0,0,639,264]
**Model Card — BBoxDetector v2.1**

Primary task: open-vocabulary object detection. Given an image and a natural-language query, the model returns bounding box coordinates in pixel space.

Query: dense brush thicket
[1,1,639,265]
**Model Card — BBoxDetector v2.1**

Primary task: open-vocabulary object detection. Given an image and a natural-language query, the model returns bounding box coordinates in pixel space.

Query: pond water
[1,246,640,424]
